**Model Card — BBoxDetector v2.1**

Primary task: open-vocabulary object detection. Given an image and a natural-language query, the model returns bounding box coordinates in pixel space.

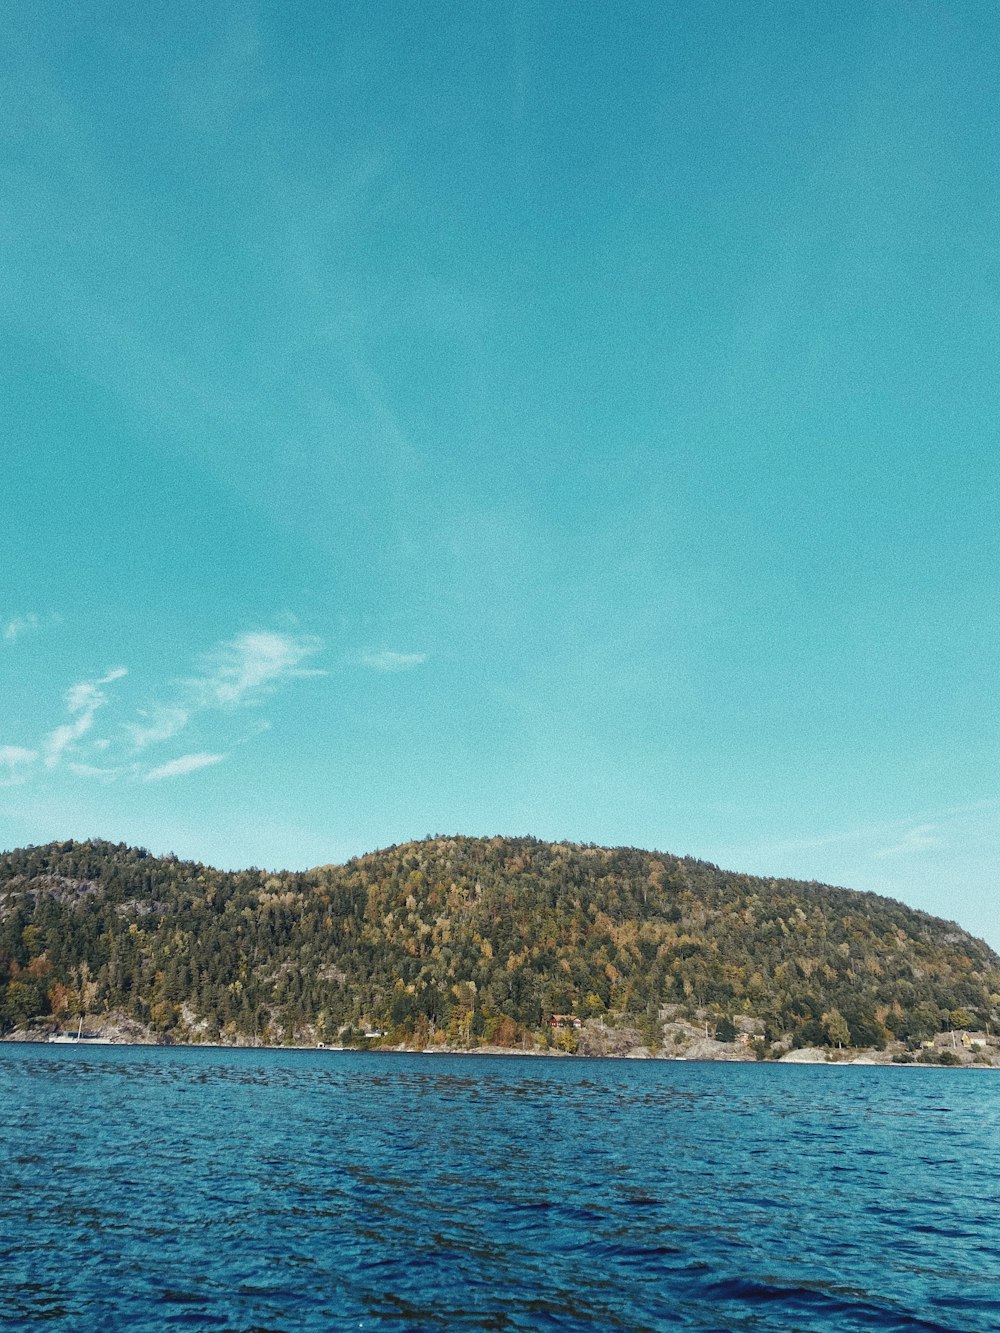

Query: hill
[2,835,998,1058]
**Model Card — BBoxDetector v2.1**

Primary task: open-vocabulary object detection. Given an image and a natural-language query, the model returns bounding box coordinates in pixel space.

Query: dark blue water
[1,1047,997,1332]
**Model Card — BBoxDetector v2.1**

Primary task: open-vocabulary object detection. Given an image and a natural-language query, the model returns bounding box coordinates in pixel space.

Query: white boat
[49,1018,84,1043]
[48,1018,112,1044]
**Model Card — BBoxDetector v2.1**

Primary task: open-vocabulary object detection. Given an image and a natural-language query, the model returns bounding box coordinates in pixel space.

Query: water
[1,1046,997,1332]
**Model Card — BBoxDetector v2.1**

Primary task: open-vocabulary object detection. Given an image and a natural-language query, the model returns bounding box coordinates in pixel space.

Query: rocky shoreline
[6,1010,999,1068]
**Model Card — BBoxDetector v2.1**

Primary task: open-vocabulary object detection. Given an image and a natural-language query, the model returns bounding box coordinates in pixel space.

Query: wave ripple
[1,1047,997,1332]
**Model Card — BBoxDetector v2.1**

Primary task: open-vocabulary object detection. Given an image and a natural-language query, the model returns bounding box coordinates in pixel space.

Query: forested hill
[2,835,998,1053]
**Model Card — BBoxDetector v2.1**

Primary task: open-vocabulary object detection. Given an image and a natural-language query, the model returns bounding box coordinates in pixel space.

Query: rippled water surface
[1,1046,998,1331]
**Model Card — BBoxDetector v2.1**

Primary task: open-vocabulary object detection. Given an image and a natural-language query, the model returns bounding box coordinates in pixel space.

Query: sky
[3,1,999,949]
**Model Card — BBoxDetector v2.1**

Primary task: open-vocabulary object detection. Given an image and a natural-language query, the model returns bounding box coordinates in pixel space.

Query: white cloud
[2,627,324,791]
[3,613,39,642]
[0,745,38,786]
[0,745,38,765]
[189,631,324,708]
[44,667,128,767]
[66,762,123,782]
[873,824,943,860]
[361,650,428,673]
[144,752,226,782]
[126,705,190,751]
[121,631,323,756]
[43,724,85,768]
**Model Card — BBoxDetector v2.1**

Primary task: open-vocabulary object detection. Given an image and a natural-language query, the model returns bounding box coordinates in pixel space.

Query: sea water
[1,1045,997,1332]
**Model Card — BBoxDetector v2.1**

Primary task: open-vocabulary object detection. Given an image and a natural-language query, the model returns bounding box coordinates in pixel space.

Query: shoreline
[4,1031,997,1068]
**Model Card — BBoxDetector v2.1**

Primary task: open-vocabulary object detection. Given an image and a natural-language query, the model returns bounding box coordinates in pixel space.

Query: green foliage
[714,1015,737,1043]
[822,1008,851,1048]
[923,1048,962,1066]
[640,1000,662,1052]
[1,835,998,1050]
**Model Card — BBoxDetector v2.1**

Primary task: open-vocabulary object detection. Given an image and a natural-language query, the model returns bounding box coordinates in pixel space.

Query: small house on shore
[549,1014,582,1030]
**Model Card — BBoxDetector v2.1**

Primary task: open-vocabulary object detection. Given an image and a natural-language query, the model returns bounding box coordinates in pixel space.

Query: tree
[823,1007,850,1048]
[715,1015,737,1043]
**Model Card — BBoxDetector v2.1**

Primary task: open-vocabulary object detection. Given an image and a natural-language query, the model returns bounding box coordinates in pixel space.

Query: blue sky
[3,1,999,949]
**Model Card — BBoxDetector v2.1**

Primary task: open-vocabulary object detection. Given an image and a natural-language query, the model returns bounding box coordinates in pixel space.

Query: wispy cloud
[0,745,38,786]
[873,823,943,860]
[144,752,226,782]
[188,631,325,708]
[3,613,39,642]
[126,705,190,751]
[1,628,325,789]
[361,650,428,673]
[44,667,128,768]
[715,800,997,878]
[118,630,324,758]
[66,762,124,782]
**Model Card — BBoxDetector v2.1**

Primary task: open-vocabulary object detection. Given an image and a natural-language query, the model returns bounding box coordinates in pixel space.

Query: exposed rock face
[576,1023,645,1057]
[734,1015,765,1036]
[0,874,100,915]
[779,1047,830,1063]
[100,1013,159,1043]
[684,1037,754,1062]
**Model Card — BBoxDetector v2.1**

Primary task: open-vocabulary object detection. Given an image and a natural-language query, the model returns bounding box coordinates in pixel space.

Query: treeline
[1,836,998,1050]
